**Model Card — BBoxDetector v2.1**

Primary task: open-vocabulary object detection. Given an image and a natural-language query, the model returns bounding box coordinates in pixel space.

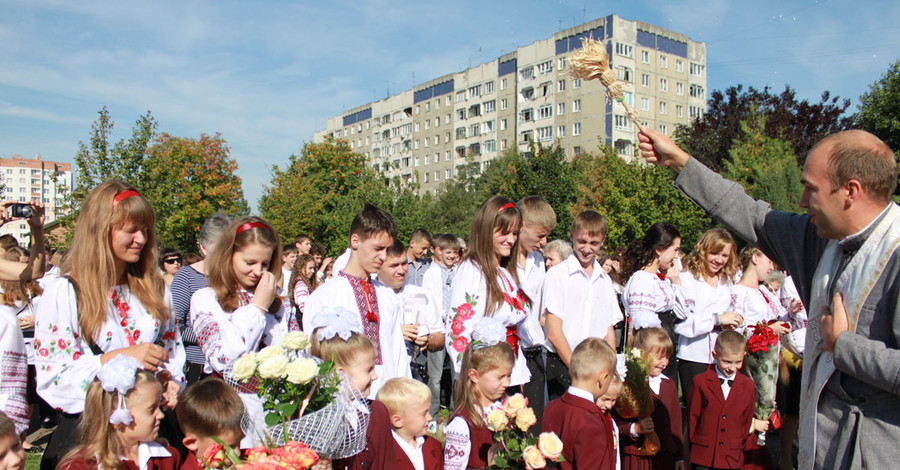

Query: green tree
[424,169,482,239]
[723,115,803,213]
[854,59,900,152]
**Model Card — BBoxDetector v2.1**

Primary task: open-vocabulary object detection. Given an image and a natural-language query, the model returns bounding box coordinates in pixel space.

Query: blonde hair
[569,337,616,381]
[570,210,608,239]
[632,327,674,360]
[738,245,764,272]
[61,370,161,470]
[452,342,515,429]
[62,181,168,343]
[377,378,431,417]
[465,196,525,316]
[605,373,623,396]
[206,216,283,313]
[0,411,17,441]
[517,196,557,232]
[0,248,42,307]
[685,228,738,281]
[310,331,375,368]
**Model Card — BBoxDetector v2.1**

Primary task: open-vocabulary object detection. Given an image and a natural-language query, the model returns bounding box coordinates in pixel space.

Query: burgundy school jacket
[333,400,398,470]
[59,446,183,470]
[687,367,755,470]
[394,435,444,470]
[543,391,614,470]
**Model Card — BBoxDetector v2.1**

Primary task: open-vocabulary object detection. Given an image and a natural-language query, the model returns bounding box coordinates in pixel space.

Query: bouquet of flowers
[745,321,781,445]
[201,438,319,469]
[614,348,659,456]
[485,394,565,469]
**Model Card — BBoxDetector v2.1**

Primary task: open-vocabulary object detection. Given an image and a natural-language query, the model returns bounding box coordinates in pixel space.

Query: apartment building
[314,14,707,193]
[0,155,72,244]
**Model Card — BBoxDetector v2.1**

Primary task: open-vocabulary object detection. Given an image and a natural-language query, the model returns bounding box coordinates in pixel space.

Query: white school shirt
[392,431,426,470]
[421,262,454,325]
[622,270,689,331]
[541,254,621,354]
[516,251,547,348]
[281,267,292,291]
[779,275,808,356]
[303,275,410,398]
[730,284,788,335]
[446,260,531,386]
[715,366,736,400]
[0,306,28,434]
[674,272,732,364]
[35,277,185,414]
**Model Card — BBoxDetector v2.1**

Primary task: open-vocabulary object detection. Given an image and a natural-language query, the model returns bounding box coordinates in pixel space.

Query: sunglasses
[163,257,182,265]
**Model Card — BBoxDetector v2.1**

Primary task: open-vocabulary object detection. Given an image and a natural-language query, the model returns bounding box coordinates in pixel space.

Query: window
[521,130,533,143]
[447,96,452,106]
[642,50,650,63]
[469,123,480,137]
[415,122,420,132]
[641,74,650,87]
[484,139,496,153]
[456,127,467,139]
[485,81,494,94]
[425,103,430,112]
[659,102,668,114]
[457,108,467,120]
[659,55,668,68]
[501,78,508,90]
[424,154,430,165]
[482,120,495,133]
[558,80,566,92]
[615,139,633,156]
[558,125,566,137]
[690,63,705,77]
[500,119,507,130]
[573,79,582,89]
[615,43,634,58]
[446,168,452,179]
[641,98,650,111]
[623,91,633,106]
[521,108,533,121]
[690,84,705,98]
[538,104,553,119]
[446,132,451,143]
[557,102,566,115]
[424,172,429,183]
[536,60,553,75]
[573,99,581,112]
[415,105,420,115]
[501,98,508,110]
[456,91,466,103]
[469,143,481,156]
[469,104,481,117]
[521,87,534,100]
[433,170,440,182]
[469,85,481,98]
[446,151,451,161]
[572,122,582,136]
[501,139,508,150]
[659,124,668,135]
[520,67,533,80]
[558,57,567,69]
[424,137,430,148]
[690,106,704,119]
[456,146,466,158]
[446,114,451,124]
[483,100,496,113]
[435,117,441,127]
[676,82,684,95]
[615,115,632,130]
[616,66,632,82]
[414,140,420,150]
[573,146,582,156]
[676,60,684,73]
[538,126,553,141]
[436,99,441,109]
[659,78,668,92]
[676,105,684,118]
[540,82,551,97]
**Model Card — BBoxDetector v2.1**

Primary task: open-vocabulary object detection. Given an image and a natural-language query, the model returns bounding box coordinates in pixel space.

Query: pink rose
[455,302,475,320]
[451,319,466,336]
[452,336,470,353]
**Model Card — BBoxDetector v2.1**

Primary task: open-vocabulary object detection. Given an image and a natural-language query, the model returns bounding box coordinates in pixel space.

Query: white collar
[715,366,736,382]
[567,385,595,403]
[115,441,171,470]
[564,253,603,280]
[392,429,425,452]
[648,373,666,384]
[840,204,891,244]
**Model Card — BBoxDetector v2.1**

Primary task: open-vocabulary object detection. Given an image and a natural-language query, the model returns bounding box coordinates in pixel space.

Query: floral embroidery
[448,294,479,359]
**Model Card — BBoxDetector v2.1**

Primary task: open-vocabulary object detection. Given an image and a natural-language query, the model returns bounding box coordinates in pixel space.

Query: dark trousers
[520,346,546,431]
[678,359,711,402]
[546,352,571,401]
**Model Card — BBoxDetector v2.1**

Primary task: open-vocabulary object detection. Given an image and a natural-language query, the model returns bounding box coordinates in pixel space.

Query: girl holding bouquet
[444,317,516,470]
[619,328,684,470]
[446,196,531,387]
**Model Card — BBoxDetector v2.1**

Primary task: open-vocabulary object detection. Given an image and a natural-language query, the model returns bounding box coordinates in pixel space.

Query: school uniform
[687,367,755,470]
[392,432,444,470]
[444,404,499,470]
[59,442,182,470]
[180,452,203,470]
[543,387,614,470]
[334,400,398,470]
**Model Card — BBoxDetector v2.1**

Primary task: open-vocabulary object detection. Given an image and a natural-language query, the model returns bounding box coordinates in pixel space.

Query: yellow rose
[522,445,547,469]
[256,345,285,363]
[515,407,537,431]
[538,432,563,460]
[503,393,528,417]
[486,408,508,431]
[231,352,257,381]
[281,331,309,351]
[257,354,289,379]
[286,357,319,385]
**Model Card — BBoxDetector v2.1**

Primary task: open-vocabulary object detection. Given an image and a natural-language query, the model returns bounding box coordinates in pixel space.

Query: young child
[687,331,763,470]
[309,309,396,470]
[544,211,621,400]
[175,378,245,470]
[59,356,180,470]
[543,337,617,470]
[0,411,25,470]
[596,374,624,470]
[377,378,444,470]
[444,317,516,470]
[619,328,684,470]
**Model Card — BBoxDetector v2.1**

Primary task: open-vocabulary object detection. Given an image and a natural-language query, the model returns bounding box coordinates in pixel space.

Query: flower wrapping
[614,348,660,456]
[745,322,780,444]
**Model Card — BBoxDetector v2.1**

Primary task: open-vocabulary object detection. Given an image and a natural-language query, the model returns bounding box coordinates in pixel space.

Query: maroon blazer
[618,376,684,462]
[543,392,614,470]
[687,368,755,470]
[394,435,444,470]
[59,446,183,470]
[180,452,202,470]
[334,400,398,470]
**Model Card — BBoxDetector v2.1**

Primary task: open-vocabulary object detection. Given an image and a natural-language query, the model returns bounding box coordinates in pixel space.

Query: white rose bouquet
[486,393,565,469]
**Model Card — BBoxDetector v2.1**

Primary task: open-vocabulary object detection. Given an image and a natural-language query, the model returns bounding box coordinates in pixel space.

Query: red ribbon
[497,202,516,213]
[506,326,520,358]
[236,221,269,235]
[112,190,140,206]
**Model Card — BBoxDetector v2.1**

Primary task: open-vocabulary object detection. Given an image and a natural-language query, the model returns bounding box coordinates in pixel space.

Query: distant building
[314,14,707,193]
[0,155,73,245]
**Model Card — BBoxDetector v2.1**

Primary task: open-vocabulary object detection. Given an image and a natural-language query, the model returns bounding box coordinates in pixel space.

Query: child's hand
[754,418,770,433]
[635,417,655,435]
[311,458,332,470]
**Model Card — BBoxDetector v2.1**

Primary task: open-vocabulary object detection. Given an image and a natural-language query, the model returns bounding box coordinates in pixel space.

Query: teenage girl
[289,253,319,327]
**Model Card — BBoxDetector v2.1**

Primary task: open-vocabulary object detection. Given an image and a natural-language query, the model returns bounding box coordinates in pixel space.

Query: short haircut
[714,330,747,357]
[409,228,432,244]
[570,210,608,239]
[294,234,311,244]
[387,239,406,258]
[198,213,232,250]
[544,239,573,259]
[517,196,558,232]
[569,337,616,381]
[0,411,16,440]
[175,378,245,439]
[0,235,18,251]
[632,327,674,359]
[349,203,398,241]
[310,242,326,256]
[377,377,431,417]
[433,233,461,251]
[816,130,898,203]
[282,244,299,256]
[158,247,182,270]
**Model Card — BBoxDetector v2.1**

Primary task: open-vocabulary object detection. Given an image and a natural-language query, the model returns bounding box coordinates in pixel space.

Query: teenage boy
[281,244,298,291]
[543,210,621,400]
[687,330,762,470]
[304,203,407,397]
[294,234,312,255]
[405,229,432,287]
[515,196,557,427]
[420,233,461,413]
[543,337,617,470]
[378,378,444,470]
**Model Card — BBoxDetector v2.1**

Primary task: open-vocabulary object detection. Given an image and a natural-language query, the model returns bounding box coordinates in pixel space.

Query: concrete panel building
[0,155,72,244]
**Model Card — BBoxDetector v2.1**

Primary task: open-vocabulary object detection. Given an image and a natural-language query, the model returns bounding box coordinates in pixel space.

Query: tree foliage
[854,59,900,152]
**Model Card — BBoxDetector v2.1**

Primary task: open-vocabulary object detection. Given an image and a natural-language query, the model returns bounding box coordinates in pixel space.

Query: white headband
[97,355,143,425]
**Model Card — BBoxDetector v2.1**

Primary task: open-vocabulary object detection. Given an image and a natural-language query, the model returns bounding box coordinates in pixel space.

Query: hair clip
[311,307,364,342]
[471,317,506,350]
[497,202,516,213]
[97,355,144,425]
[112,190,140,207]
[236,221,270,235]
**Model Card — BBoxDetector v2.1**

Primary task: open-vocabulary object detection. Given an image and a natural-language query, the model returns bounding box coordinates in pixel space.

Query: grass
[25,453,41,470]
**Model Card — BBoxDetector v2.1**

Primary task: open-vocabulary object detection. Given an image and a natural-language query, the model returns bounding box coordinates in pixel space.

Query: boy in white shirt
[420,233,461,414]
[280,244,298,291]
[378,378,444,470]
[543,210,621,400]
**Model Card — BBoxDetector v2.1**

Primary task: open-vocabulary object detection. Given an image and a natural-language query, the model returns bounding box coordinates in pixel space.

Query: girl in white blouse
[446,196,531,386]
[730,246,790,335]
[34,181,184,470]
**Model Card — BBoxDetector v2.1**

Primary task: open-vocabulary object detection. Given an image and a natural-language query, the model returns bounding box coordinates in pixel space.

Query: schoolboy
[420,233,461,413]
[294,234,312,255]
[305,203,406,398]
[175,378,244,469]
[543,210,621,400]
[405,229,432,287]
[687,331,762,470]
[377,378,444,470]
[281,244,299,291]
[542,337,617,470]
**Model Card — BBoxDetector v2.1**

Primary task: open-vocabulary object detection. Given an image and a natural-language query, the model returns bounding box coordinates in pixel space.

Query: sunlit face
[111,219,149,265]
[492,225,519,260]
[119,381,165,445]
[601,259,615,274]
[596,386,622,412]
[442,249,460,268]
[409,238,429,260]
[282,251,298,272]
[800,143,849,239]
[571,230,604,267]
[339,349,377,397]
[232,242,274,290]
[396,398,432,438]
[377,253,408,290]
[647,349,669,377]
[471,365,512,405]
[544,251,563,269]
[296,239,312,255]
[518,224,550,254]
[303,260,316,279]
[656,238,682,272]
[351,232,393,274]
[713,350,745,377]
[0,434,25,470]
[704,244,732,277]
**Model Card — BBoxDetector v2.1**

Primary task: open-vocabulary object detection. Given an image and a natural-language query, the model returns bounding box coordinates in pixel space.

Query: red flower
[38,348,48,357]
[451,319,465,336]
[455,302,475,320]
[72,351,82,361]
[57,339,67,350]
[452,336,470,353]
[133,330,141,341]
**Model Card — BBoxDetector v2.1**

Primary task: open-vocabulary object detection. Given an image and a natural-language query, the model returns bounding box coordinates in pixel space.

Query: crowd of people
[0,126,893,470]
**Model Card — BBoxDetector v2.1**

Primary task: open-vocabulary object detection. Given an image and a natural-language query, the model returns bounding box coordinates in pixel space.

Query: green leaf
[264,412,281,427]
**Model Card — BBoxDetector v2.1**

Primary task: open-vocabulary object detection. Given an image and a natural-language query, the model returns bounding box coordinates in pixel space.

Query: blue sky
[1,0,898,210]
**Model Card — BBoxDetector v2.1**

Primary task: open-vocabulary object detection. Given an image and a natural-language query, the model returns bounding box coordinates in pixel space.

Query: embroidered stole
[339,272,383,365]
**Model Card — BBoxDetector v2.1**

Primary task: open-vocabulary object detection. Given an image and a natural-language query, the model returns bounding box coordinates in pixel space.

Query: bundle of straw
[568,37,640,125]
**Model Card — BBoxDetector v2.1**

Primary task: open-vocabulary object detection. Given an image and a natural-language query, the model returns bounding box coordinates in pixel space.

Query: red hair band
[112,190,141,207]
[497,202,516,213]
[236,221,270,235]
